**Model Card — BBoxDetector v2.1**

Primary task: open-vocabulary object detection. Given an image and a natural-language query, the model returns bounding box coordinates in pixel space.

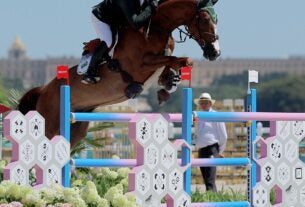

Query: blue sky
[0,0,304,60]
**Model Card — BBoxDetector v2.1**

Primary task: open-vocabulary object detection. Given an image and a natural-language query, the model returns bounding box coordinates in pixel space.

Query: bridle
[175,7,219,49]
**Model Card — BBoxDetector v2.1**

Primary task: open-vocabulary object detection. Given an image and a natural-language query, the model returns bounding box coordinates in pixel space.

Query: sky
[0,0,305,60]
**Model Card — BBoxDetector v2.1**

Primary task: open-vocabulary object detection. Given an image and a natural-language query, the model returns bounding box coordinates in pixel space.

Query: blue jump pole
[73,157,251,168]
[247,88,256,205]
[60,85,71,187]
[182,88,192,195]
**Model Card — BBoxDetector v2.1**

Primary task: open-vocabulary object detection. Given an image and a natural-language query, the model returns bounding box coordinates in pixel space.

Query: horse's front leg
[142,54,193,72]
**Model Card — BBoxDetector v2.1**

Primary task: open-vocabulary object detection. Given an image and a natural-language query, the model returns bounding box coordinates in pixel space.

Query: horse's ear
[212,0,218,5]
[197,0,209,8]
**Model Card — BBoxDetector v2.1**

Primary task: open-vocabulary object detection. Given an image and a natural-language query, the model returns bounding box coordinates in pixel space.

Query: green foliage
[257,75,305,112]
[146,73,305,113]
[88,122,115,132]
[6,89,23,109]
[0,78,8,105]
[0,162,249,206]
[0,160,7,181]
[146,85,244,113]
[71,122,115,157]
[2,77,24,91]
[191,187,246,202]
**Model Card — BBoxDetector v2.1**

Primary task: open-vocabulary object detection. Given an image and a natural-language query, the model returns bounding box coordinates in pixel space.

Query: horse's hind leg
[70,122,90,148]
[70,108,95,148]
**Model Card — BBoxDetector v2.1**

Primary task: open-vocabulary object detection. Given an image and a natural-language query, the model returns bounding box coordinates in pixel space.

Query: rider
[82,0,159,84]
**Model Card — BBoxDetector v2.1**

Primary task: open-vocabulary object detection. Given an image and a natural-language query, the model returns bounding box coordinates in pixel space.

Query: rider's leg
[82,14,113,84]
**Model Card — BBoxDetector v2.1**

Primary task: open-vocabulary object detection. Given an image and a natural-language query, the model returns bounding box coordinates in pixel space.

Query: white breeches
[91,13,113,47]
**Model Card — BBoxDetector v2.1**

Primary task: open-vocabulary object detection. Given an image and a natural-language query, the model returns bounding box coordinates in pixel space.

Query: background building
[1,37,305,89]
[0,37,79,89]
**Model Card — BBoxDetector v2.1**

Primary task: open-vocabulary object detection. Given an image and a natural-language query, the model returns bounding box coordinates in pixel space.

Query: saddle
[78,39,143,99]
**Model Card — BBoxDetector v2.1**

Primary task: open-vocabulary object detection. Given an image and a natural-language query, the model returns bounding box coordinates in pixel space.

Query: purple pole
[194,111,305,121]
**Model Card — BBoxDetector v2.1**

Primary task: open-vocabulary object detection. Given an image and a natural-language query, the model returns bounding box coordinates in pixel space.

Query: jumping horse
[18,0,221,147]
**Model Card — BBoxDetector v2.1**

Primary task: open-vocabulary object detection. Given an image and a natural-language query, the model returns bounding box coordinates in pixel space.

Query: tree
[257,75,305,112]
[0,77,8,105]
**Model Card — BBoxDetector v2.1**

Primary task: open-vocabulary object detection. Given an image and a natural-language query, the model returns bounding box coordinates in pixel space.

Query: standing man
[193,93,227,192]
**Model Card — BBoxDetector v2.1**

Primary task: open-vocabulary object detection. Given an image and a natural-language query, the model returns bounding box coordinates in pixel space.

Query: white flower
[111,194,128,207]
[6,183,22,201]
[112,155,120,160]
[71,180,83,188]
[9,201,23,207]
[117,168,130,179]
[80,181,101,204]
[108,171,118,180]
[21,190,45,207]
[97,198,110,207]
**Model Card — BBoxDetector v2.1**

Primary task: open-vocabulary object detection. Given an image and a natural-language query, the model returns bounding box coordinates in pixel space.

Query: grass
[191,187,247,202]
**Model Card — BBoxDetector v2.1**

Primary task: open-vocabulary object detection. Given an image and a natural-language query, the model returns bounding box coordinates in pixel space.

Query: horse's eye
[203,17,210,24]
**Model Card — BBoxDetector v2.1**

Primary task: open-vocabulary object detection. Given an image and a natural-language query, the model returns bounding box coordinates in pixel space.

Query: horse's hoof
[157,89,170,105]
[125,82,143,99]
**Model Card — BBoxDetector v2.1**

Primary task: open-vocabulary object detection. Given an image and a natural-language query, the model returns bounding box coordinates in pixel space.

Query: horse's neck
[155,0,196,32]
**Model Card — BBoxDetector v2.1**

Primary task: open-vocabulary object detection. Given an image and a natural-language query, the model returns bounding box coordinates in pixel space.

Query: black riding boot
[82,41,109,84]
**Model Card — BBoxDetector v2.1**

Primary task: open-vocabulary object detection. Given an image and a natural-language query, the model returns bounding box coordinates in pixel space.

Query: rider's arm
[117,0,155,30]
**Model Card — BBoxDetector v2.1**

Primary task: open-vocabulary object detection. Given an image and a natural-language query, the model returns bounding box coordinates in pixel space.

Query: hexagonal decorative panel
[285,139,298,163]
[4,111,27,142]
[52,136,70,167]
[128,114,190,207]
[152,169,166,196]
[254,120,305,207]
[19,140,36,166]
[260,161,275,186]
[300,186,305,204]
[167,192,191,207]
[161,143,177,171]
[129,115,152,147]
[292,121,305,140]
[131,167,151,196]
[144,143,159,170]
[152,116,168,145]
[168,168,184,195]
[276,121,291,140]
[3,111,70,188]
[253,183,269,207]
[44,164,62,186]
[4,162,29,186]
[283,185,298,206]
[37,137,53,167]
[292,161,305,186]
[26,111,45,140]
[277,162,290,187]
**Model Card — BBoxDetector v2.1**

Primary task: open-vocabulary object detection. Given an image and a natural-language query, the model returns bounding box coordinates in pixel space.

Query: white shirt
[194,109,228,153]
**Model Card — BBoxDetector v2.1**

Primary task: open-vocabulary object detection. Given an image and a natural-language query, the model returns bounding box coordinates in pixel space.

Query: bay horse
[18,0,221,147]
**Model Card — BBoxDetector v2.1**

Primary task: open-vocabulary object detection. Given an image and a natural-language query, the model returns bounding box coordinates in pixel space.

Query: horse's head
[186,0,221,60]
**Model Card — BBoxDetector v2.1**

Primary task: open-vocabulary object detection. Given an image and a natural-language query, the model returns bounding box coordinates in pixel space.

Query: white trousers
[91,13,113,47]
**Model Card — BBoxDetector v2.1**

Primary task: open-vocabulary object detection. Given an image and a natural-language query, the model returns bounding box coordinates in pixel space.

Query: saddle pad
[77,54,92,75]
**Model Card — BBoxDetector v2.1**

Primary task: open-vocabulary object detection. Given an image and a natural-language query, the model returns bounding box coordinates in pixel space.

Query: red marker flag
[57,65,70,85]
[180,66,192,87]
[0,104,11,113]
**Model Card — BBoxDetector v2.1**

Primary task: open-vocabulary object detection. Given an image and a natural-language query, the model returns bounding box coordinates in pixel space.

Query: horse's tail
[17,87,42,114]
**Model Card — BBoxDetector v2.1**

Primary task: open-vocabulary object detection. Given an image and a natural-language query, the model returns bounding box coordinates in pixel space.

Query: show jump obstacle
[3,73,305,206]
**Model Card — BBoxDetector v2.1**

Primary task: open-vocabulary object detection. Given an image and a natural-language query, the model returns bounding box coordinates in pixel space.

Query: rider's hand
[217,154,225,158]
[149,0,158,13]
